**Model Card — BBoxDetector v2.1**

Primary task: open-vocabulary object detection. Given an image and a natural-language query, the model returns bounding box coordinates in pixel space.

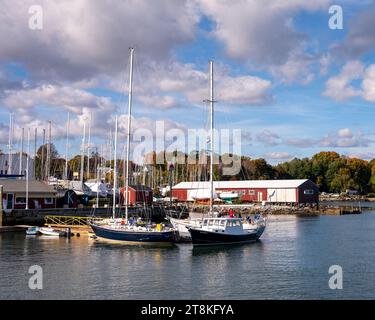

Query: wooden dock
[0,225,30,233]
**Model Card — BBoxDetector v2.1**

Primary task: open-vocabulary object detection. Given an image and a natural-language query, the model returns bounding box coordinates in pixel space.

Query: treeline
[30,145,375,194]
[238,152,375,194]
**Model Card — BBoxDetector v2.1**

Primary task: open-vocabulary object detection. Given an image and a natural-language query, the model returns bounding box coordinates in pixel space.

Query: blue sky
[1,0,375,164]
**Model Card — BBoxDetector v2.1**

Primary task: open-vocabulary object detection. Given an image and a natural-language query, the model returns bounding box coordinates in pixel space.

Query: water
[1,212,375,300]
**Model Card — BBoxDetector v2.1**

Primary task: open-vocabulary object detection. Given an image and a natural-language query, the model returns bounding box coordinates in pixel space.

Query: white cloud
[2,84,116,119]
[362,65,375,102]
[111,60,273,107]
[0,0,200,81]
[256,129,281,146]
[323,61,364,101]
[320,128,372,148]
[332,4,375,59]
[324,62,375,102]
[197,0,330,83]
[264,151,294,161]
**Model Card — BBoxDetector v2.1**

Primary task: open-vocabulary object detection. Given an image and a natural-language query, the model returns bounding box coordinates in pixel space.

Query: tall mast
[41,128,45,180]
[96,146,100,209]
[26,128,30,210]
[34,128,37,180]
[65,112,70,180]
[125,47,134,222]
[45,121,51,179]
[112,115,118,220]
[19,127,24,177]
[87,113,91,180]
[80,119,86,183]
[8,113,13,175]
[209,60,214,215]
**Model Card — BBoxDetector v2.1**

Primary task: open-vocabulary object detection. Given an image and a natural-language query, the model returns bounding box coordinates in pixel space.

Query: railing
[44,215,105,226]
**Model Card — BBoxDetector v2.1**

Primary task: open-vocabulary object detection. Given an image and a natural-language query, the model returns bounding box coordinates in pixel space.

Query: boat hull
[90,223,176,244]
[188,228,259,246]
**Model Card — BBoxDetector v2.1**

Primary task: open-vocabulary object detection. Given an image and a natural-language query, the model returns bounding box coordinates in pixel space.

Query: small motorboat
[39,226,61,237]
[26,226,40,236]
[218,192,239,203]
[188,217,266,246]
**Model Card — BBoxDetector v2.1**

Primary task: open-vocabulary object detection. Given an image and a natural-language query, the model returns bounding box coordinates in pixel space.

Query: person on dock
[229,209,234,218]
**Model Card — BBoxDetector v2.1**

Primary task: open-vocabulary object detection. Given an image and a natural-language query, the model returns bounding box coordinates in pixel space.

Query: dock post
[0,185,3,226]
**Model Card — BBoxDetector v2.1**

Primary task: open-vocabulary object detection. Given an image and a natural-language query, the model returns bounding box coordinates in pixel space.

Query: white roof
[173,179,310,190]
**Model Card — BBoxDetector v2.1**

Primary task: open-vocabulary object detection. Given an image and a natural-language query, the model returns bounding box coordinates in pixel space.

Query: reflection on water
[1,212,375,299]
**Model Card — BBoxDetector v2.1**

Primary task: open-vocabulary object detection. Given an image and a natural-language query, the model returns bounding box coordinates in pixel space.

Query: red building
[172,179,319,205]
[0,179,57,210]
[120,185,153,206]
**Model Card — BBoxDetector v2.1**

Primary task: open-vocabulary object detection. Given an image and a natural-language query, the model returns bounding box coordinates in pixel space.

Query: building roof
[0,179,56,194]
[173,179,311,189]
[128,185,152,191]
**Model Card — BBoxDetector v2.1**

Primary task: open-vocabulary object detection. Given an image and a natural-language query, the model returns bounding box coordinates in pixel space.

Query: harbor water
[1,211,375,299]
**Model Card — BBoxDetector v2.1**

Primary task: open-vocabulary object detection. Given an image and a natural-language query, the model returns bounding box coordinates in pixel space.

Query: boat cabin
[201,218,243,234]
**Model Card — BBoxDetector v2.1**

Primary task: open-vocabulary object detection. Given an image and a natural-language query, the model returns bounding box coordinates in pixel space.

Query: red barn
[0,179,57,210]
[120,185,153,206]
[172,179,319,205]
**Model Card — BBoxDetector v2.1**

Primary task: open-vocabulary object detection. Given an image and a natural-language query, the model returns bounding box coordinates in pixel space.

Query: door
[258,192,263,202]
[6,193,14,209]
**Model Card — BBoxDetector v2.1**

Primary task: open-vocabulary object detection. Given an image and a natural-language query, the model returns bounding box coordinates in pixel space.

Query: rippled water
[1,212,375,299]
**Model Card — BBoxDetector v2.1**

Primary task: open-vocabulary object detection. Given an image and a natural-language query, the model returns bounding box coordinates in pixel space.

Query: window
[304,189,314,195]
[249,190,255,195]
[45,198,54,204]
[15,197,26,204]
[0,170,3,174]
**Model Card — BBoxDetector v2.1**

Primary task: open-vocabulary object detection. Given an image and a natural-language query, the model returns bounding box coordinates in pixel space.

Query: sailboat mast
[209,60,214,215]
[87,113,91,180]
[34,128,37,180]
[19,127,24,177]
[125,47,134,222]
[26,128,30,210]
[113,115,118,220]
[65,112,70,180]
[8,113,13,175]
[46,121,51,180]
[80,119,86,183]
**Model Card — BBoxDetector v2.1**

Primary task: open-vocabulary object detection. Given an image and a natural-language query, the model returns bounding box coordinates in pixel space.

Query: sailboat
[89,48,177,244]
[185,61,266,246]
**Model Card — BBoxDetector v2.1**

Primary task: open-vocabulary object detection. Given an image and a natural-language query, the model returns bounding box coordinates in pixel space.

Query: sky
[1,0,375,165]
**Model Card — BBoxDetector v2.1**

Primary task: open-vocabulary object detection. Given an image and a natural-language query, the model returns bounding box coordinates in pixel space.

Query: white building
[0,154,35,180]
